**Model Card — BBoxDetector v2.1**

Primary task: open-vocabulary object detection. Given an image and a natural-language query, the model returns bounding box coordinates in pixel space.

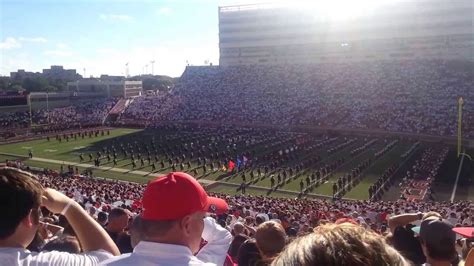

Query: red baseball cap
[453,227,474,238]
[141,172,228,220]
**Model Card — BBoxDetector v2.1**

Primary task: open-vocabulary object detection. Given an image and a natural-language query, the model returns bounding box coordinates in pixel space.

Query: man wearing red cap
[103,172,232,265]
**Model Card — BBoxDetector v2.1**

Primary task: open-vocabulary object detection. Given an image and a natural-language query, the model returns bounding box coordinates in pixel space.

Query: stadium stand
[2,0,473,263]
[1,165,472,265]
[118,60,474,138]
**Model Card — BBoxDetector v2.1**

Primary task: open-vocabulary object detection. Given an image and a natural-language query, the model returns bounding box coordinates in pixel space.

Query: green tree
[9,84,24,91]
[0,77,10,91]
[22,77,49,92]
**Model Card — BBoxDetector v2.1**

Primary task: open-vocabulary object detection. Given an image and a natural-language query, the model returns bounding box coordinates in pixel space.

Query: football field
[0,127,472,201]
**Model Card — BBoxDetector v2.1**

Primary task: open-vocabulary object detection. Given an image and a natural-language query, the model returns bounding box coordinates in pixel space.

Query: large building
[42,65,81,81]
[10,65,81,81]
[219,0,473,65]
[67,79,143,98]
[9,70,41,81]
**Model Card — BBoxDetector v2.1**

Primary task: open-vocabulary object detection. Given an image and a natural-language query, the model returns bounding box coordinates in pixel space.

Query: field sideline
[0,128,472,201]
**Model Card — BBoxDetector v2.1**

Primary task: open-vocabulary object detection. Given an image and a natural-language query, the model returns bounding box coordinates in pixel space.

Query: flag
[228,160,235,171]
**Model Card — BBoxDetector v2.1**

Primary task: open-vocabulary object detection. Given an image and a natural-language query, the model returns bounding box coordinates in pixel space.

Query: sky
[0,0,247,78]
[0,0,397,78]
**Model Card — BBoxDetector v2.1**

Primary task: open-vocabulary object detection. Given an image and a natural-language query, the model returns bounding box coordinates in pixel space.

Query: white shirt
[0,248,113,266]
[102,217,232,266]
[100,242,214,266]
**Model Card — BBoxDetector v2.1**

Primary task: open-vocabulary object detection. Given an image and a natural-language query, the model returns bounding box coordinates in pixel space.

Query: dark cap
[419,217,456,260]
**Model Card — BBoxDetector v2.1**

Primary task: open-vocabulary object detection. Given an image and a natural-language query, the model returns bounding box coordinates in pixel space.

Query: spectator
[229,235,248,261]
[129,216,143,249]
[102,172,232,265]
[41,235,81,253]
[0,167,119,265]
[388,212,426,264]
[418,212,458,266]
[237,239,262,266]
[271,223,409,265]
[97,212,108,227]
[105,208,131,254]
[255,221,287,263]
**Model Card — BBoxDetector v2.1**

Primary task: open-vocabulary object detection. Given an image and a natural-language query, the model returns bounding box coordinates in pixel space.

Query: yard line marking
[73,146,86,150]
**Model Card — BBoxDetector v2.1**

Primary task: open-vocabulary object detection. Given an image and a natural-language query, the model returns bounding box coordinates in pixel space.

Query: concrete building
[10,70,41,81]
[67,79,142,98]
[10,66,82,82]
[42,65,81,81]
[219,0,473,65]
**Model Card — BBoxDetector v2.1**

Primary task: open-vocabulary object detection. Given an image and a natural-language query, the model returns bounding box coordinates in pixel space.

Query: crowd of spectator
[1,60,472,141]
[1,167,473,265]
[119,92,182,126]
[0,110,47,129]
[119,60,473,138]
[45,98,116,127]
[0,98,116,130]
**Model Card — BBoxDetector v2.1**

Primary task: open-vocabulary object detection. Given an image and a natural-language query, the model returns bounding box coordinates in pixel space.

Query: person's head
[0,167,43,248]
[419,214,457,263]
[139,172,228,254]
[228,234,249,260]
[233,222,245,235]
[271,223,409,266]
[42,235,81,253]
[129,215,143,248]
[237,239,262,266]
[255,221,287,260]
[255,215,265,225]
[97,211,108,226]
[106,208,129,233]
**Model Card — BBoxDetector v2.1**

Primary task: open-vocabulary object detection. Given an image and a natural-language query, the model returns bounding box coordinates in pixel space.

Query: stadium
[0,0,473,265]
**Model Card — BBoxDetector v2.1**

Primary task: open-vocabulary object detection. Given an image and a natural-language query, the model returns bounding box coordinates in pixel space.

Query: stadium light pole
[150,60,155,75]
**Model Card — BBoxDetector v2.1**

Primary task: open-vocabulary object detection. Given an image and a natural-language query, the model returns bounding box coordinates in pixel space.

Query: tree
[22,77,49,92]
[9,84,24,91]
[0,77,10,91]
[44,85,58,92]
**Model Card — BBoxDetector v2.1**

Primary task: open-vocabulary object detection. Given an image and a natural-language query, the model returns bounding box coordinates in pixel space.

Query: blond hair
[271,223,410,266]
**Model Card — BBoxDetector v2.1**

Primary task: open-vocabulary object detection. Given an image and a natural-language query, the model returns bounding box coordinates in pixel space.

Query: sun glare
[265,0,400,20]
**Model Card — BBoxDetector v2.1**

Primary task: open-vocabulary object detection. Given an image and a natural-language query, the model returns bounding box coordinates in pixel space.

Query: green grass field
[1,128,472,201]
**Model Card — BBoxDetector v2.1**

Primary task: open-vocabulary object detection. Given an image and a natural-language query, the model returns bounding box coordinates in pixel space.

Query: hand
[38,222,52,240]
[41,188,76,214]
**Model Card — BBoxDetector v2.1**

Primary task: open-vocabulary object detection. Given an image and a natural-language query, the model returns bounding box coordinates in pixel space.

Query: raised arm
[388,212,423,233]
[42,188,120,256]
